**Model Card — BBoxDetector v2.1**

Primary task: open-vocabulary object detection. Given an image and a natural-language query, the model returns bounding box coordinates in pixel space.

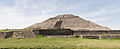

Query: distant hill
[26,14,110,30]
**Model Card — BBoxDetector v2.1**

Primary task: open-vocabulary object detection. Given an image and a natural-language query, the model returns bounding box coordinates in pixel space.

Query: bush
[72,35,80,38]
[35,35,44,39]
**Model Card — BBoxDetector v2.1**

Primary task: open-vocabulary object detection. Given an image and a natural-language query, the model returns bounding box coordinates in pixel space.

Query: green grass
[0,30,11,32]
[0,38,120,49]
[0,29,32,32]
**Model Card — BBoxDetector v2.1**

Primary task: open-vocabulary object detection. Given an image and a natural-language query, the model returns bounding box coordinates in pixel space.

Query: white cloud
[104,24,120,30]
[81,8,106,18]
[0,1,55,29]
[0,0,120,30]
[88,18,107,22]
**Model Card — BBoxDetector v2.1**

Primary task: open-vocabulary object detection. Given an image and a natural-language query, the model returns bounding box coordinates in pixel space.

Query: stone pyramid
[26,14,110,30]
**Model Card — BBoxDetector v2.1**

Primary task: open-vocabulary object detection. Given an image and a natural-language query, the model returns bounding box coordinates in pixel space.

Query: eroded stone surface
[12,30,35,38]
[0,32,13,38]
[26,14,110,30]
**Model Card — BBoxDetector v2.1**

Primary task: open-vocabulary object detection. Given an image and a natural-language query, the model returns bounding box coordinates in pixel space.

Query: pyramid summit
[26,14,110,30]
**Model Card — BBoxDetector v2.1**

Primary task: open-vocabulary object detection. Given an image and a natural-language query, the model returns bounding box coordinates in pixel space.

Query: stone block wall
[0,32,13,38]
[45,35,72,38]
[1,29,120,39]
[73,30,120,39]
[12,30,35,38]
[0,32,6,38]
[5,32,13,38]
[82,36,100,39]
[33,29,73,36]
[73,30,120,36]
[101,35,120,39]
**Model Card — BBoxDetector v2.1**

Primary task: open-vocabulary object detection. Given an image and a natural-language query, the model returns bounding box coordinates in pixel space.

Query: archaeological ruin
[0,14,120,39]
[1,29,120,39]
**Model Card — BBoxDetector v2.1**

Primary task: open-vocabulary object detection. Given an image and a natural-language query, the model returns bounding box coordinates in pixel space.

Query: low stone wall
[45,35,72,38]
[5,32,13,38]
[1,29,120,39]
[74,35,120,39]
[0,32,6,38]
[0,32,13,38]
[73,30,120,36]
[73,35,120,39]
[73,30,120,39]
[82,36,100,39]
[101,35,120,39]
[33,29,73,35]
[12,30,35,38]
[11,30,120,39]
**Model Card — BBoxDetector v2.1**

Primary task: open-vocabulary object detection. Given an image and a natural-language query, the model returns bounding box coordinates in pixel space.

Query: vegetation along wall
[1,29,120,39]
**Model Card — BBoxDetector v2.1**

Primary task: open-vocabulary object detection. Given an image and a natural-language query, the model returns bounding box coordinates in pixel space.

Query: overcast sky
[0,0,120,30]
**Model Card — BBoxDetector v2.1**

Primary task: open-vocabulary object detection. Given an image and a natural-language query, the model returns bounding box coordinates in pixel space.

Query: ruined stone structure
[33,29,73,35]
[73,30,120,39]
[12,30,35,38]
[26,14,110,30]
[0,32,13,38]
[0,29,120,39]
[0,14,118,39]
[73,30,120,36]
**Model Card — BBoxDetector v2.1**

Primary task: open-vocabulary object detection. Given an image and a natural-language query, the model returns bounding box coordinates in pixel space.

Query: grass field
[0,38,120,49]
[0,29,32,32]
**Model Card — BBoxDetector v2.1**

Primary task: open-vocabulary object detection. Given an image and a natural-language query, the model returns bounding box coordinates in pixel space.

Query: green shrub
[72,36,77,38]
[35,35,44,39]
[72,35,80,38]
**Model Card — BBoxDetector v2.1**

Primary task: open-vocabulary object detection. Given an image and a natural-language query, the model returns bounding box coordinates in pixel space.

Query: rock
[0,32,6,38]
[0,32,13,38]
[12,30,35,38]
[26,14,110,30]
